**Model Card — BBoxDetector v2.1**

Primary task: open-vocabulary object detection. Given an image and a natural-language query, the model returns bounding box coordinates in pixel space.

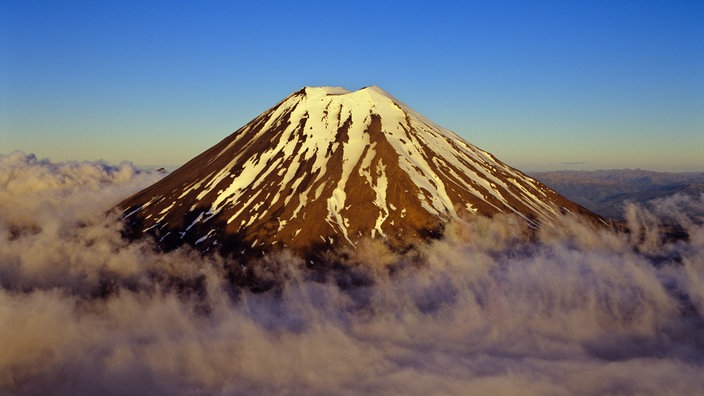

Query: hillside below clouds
[532,170,704,221]
[118,86,601,256]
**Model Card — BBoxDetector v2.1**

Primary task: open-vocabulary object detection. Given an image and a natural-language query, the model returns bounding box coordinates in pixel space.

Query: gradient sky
[1,1,703,171]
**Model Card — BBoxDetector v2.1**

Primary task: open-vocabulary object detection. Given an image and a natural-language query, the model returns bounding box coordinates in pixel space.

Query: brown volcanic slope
[117,86,600,255]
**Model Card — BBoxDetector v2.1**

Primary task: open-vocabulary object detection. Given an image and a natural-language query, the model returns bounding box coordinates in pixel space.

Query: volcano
[117,86,599,255]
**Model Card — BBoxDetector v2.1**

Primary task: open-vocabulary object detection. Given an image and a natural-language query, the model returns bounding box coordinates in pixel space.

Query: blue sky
[1,0,703,171]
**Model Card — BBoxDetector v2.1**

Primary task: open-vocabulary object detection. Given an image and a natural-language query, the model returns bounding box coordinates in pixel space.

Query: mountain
[117,86,600,255]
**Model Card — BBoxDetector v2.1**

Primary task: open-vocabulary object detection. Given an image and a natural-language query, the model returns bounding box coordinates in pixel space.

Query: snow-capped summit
[117,86,599,254]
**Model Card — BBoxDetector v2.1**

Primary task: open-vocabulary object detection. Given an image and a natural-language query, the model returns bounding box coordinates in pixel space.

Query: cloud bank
[1,151,703,395]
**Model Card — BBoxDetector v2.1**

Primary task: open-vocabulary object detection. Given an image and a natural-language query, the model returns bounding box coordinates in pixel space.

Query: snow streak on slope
[119,86,596,253]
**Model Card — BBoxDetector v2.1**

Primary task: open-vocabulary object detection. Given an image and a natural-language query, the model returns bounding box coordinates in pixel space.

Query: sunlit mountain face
[118,86,601,258]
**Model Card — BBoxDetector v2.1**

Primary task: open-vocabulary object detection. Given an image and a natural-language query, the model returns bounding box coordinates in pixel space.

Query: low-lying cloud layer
[1,151,703,395]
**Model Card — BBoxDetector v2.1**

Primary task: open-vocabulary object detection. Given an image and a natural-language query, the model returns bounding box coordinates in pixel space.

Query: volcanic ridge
[117,86,600,255]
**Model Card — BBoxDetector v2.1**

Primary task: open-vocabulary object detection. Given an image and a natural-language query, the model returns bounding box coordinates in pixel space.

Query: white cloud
[1,151,703,395]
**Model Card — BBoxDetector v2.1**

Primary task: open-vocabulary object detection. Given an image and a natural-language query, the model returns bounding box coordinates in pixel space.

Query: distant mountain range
[530,169,704,220]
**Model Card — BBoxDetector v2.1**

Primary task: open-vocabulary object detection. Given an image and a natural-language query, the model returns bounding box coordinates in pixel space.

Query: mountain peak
[117,86,601,255]
[299,85,398,103]
[300,86,351,96]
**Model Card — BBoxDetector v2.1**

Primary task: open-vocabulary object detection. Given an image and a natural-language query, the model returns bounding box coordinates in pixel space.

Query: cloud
[1,151,703,395]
